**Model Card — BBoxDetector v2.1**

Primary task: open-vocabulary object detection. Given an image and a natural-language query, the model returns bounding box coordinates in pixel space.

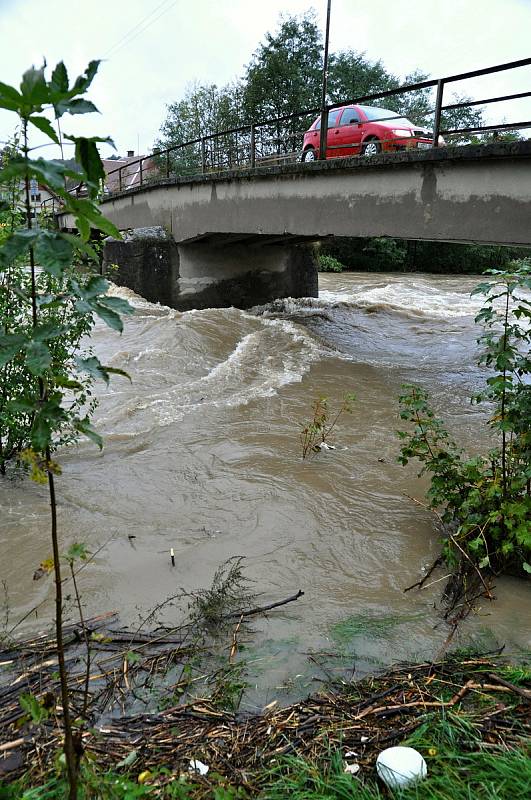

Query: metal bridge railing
[45,57,531,211]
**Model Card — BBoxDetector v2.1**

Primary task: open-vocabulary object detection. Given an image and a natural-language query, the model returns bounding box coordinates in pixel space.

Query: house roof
[102,156,158,192]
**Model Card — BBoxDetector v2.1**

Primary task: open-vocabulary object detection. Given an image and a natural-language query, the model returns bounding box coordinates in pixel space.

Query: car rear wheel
[302,147,317,162]
[362,139,381,157]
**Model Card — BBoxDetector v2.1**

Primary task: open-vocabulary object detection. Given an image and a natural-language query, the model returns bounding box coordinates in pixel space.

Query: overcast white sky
[1,0,530,157]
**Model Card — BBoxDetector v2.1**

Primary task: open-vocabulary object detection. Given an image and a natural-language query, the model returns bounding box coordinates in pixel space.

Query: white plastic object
[344,762,360,775]
[189,759,209,775]
[376,746,427,789]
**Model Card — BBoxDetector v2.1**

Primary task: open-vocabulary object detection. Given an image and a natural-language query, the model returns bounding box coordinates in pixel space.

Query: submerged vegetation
[398,262,531,601]
[299,393,356,459]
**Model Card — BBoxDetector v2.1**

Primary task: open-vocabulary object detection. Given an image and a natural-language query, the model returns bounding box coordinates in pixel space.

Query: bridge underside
[102,229,318,310]
[59,141,531,310]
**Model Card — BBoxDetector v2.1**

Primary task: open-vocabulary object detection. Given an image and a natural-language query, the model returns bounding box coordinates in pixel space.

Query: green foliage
[65,542,89,564]
[189,556,254,631]
[0,63,135,473]
[328,51,398,104]
[0,767,250,799]
[207,662,248,711]
[0,59,135,800]
[155,81,245,173]
[320,237,529,274]
[318,254,344,273]
[359,238,406,271]
[0,134,24,245]
[300,393,355,459]
[321,236,407,272]
[398,262,531,577]
[19,691,50,724]
[243,11,323,124]
[0,769,154,799]
[0,258,99,469]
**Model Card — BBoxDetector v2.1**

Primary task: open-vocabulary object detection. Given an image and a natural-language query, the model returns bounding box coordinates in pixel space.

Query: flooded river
[1,271,529,705]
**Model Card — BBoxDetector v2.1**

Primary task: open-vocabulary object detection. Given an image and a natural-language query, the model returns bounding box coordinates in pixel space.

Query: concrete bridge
[58,140,531,310]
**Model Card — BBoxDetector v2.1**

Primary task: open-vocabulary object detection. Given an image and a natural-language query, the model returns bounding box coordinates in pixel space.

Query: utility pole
[319,0,332,160]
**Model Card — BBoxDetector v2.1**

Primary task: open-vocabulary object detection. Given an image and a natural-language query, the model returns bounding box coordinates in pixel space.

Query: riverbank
[1,645,529,798]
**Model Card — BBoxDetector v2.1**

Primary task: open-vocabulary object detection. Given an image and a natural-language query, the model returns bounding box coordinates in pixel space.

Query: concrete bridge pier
[103,227,318,311]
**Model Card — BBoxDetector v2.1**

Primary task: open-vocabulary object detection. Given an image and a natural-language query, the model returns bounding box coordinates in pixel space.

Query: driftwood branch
[404,557,444,593]
[487,672,531,702]
[227,590,304,620]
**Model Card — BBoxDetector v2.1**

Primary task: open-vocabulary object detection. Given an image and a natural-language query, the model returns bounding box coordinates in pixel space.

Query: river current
[1,272,529,705]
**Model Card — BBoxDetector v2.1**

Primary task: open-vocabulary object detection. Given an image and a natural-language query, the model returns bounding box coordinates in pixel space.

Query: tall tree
[242,11,323,156]
[243,11,323,120]
[155,81,245,172]
[157,80,244,146]
[327,50,399,104]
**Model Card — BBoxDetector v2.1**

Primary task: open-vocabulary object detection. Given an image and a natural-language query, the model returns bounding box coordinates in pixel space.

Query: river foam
[91,290,332,434]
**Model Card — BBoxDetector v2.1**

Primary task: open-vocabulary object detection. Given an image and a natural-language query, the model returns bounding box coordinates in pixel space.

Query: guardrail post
[433,79,444,147]
[250,124,256,169]
[201,138,206,173]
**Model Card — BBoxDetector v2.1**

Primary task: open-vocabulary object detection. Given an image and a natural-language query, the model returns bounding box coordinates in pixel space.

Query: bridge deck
[59,141,531,247]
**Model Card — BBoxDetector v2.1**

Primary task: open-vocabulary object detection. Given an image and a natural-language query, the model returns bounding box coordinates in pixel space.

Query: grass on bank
[264,733,530,800]
[3,714,530,800]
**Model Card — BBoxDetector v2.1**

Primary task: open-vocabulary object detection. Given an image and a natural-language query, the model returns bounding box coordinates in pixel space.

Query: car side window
[327,109,341,128]
[340,108,361,125]
[314,110,341,130]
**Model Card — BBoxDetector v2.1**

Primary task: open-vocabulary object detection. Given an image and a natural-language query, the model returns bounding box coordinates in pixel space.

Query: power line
[110,0,181,56]
[103,0,175,56]
[104,0,180,59]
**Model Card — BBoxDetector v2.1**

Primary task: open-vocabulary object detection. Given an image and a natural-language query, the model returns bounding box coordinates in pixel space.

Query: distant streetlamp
[319,0,332,160]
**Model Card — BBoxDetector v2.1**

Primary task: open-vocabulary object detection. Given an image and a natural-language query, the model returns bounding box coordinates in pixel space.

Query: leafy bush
[320,236,529,274]
[361,236,406,270]
[0,257,99,473]
[0,59,134,798]
[398,262,531,579]
[317,254,344,272]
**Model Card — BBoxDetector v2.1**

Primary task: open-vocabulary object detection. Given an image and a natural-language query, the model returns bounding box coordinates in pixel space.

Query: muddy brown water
[1,272,529,707]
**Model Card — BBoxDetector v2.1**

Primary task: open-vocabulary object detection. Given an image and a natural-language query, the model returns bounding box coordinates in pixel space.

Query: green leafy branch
[398,262,531,583]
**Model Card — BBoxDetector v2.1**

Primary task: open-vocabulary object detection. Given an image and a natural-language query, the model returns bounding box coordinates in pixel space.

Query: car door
[325,108,343,158]
[335,107,364,156]
[305,110,345,158]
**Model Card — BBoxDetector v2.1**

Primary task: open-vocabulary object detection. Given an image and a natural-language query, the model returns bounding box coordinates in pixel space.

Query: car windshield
[359,106,413,126]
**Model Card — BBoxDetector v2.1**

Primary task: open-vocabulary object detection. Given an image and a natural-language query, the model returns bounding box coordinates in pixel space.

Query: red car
[301,104,442,161]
